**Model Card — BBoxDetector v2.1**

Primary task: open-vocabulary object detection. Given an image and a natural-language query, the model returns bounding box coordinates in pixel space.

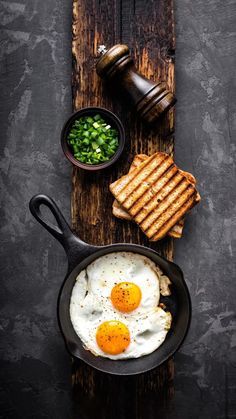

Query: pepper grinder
[96,44,176,124]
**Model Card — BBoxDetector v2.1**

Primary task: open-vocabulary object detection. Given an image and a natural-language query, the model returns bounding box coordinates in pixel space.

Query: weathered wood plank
[71,0,175,417]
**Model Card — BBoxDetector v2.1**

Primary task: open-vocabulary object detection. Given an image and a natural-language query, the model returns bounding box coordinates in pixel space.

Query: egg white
[85,252,161,316]
[69,252,172,359]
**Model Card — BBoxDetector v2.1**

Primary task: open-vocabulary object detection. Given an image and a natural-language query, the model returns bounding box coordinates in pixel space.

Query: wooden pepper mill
[96,44,176,124]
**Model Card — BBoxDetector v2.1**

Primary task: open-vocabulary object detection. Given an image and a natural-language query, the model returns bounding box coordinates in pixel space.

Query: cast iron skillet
[29,194,191,376]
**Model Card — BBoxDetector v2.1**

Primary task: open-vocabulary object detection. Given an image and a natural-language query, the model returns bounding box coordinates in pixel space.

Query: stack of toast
[110,152,200,241]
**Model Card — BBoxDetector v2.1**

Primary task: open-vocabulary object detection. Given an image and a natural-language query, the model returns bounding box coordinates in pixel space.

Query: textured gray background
[0,0,236,418]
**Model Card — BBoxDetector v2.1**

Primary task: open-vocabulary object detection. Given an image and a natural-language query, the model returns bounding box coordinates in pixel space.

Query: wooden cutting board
[71,0,175,417]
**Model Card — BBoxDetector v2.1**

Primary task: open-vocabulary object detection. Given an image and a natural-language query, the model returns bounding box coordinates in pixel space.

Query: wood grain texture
[71,0,175,417]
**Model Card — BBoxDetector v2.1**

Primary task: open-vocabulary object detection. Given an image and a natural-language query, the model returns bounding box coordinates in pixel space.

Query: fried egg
[70,252,172,359]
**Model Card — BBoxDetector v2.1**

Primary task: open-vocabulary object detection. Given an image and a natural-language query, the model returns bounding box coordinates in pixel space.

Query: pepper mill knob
[96,44,176,124]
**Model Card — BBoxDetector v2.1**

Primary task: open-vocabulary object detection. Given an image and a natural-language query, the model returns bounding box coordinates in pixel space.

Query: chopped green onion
[93,122,100,129]
[67,114,119,165]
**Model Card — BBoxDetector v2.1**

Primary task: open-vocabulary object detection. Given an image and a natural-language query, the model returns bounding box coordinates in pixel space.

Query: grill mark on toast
[140,181,193,232]
[132,155,147,166]
[110,153,161,196]
[150,194,197,241]
[111,154,148,218]
[116,153,168,204]
[130,165,179,219]
[143,185,196,238]
[122,157,174,210]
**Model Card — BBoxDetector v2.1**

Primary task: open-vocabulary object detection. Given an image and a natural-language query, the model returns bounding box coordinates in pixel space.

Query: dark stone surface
[174,1,236,418]
[0,0,235,418]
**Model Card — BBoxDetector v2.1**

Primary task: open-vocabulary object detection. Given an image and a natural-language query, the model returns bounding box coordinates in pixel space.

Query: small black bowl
[61,107,125,171]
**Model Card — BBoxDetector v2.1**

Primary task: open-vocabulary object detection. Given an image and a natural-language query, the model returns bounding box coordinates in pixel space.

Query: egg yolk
[111,282,142,313]
[96,321,130,355]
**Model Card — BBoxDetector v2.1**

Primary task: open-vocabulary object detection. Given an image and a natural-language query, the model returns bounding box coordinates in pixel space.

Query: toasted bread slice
[112,155,146,221]
[112,154,198,238]
[110,152,200,241]
[113,199,132,221]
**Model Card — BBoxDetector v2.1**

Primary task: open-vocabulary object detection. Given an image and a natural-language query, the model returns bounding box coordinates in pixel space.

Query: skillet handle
[29,194,97,272]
